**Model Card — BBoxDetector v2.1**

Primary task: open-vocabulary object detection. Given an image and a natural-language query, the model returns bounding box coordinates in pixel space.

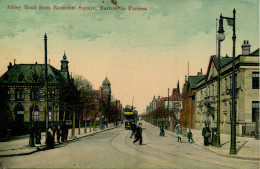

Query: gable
[207,61,217,81]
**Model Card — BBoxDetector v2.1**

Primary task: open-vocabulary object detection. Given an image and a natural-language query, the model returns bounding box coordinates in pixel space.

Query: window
[17,111,24,114]
[34,111,39,121]
[252,72,259,89]
[49,111,52,121]
[15,89,25,101]
[252,101,259,122]
[30,89,39,101]
[230,76,232,89]
[225,78,227,91]
[212,84,214,96]
[18,74,24,81]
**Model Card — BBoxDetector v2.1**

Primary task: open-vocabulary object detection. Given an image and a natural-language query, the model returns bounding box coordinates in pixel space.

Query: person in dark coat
[52,126,56,143]
[160,125,165,136]
[35,129,41,150]
[64,124,68,141]
[202,127,210,146]
[46,128,54,149]
[187,129,194,143]
[57,125,61,143]
[130,123,137,138]
[133,123,142,145]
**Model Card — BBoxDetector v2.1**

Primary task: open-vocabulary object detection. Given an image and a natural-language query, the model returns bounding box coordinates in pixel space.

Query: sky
[0,0,259,114]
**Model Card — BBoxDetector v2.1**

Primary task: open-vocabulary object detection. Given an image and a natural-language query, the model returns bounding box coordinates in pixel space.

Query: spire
[63,51,67,60]
[177,79,180,95]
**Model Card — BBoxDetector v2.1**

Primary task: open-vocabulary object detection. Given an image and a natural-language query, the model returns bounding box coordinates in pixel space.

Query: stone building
[0,34,71,135]
[194,41,259,136]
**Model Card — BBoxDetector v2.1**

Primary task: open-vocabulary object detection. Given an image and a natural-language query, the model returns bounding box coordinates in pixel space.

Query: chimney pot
[241,40,251,55]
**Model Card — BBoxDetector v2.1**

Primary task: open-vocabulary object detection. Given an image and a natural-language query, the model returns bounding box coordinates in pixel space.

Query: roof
[249,48,259,56]
[0,64,67,85]
[188,75,205,89]
[102,77,111,86]
[212,55,233,69]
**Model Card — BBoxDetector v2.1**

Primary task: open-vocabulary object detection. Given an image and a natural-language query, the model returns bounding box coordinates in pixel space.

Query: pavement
[162,124,260,161]
[0,123,120,157]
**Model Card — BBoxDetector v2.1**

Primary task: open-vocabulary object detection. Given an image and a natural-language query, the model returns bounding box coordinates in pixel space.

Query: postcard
[0,0,259,168]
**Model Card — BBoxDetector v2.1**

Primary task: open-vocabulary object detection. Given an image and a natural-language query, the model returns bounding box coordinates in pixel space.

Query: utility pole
[44,34,49,140]
[230,9,237,155]
[167,88,169,129]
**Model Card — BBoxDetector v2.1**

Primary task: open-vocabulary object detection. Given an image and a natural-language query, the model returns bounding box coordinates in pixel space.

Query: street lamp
[219,9,237,155]
[215,16,225,147]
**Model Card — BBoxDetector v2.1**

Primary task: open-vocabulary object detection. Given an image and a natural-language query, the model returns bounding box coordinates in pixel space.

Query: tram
[124,106,138,130]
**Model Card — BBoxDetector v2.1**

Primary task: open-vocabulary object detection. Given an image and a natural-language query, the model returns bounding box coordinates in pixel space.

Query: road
[1,121,259,168]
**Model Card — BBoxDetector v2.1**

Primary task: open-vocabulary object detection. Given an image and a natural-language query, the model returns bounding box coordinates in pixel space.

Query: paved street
[1,121,259,169]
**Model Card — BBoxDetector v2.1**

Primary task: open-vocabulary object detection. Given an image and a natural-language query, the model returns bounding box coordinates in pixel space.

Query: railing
[242,123,255,136]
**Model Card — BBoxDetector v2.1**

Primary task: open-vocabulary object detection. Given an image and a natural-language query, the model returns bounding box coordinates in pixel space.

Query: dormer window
[33,74,39,81]
[18,74,24,81]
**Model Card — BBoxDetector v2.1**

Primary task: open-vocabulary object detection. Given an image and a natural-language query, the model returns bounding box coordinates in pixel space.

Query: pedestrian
[160,125,165,136]
[187,129,194,143]
[130,123,137,138]
[65,124,68,141]
[202,126,210,146]
[133,123,142,145]
[52,126,56,143]
[35,128,41,150]
[61,123,65,142]
[46,128,54,149]
[176,124,182,142]
[57,125,61,143]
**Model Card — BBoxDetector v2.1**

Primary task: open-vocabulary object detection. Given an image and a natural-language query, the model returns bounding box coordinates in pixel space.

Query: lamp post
[220,9,237,155]
[166,88,169,129]
[215,16,225,147]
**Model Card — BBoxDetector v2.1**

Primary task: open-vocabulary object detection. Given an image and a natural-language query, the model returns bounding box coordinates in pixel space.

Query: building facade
[0,35,71,135]
[180,72,205,129]
[194,41,259,136]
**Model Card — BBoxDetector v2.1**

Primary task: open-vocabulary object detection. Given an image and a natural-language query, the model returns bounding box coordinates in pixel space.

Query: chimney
[241,40,251,55]
[8,62,13,70]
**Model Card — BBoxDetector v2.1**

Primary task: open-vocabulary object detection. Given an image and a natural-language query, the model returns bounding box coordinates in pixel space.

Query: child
[187,129,194,143]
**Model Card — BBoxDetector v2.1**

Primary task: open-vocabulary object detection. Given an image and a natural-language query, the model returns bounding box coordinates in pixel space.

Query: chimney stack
[241,40,251,55]
[8,62,12,70]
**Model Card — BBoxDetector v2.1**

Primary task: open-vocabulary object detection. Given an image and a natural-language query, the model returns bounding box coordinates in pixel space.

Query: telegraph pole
[44,34,49,135]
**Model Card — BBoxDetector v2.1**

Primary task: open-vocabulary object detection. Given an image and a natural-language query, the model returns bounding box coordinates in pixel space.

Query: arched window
[14,103,24,120]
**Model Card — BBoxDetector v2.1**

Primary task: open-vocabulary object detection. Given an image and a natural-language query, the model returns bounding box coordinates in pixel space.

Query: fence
[242,123,255,136]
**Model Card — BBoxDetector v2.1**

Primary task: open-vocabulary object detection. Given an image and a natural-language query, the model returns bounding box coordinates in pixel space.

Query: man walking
[133,123,142,145]
[187,129,194,143]
[130,123,137,138]
[202,126,210,146]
